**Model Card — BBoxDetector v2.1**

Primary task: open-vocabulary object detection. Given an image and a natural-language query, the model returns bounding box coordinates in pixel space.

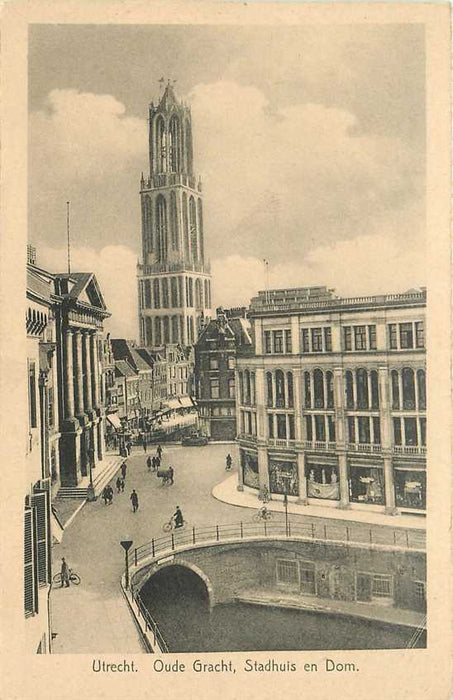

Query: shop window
[314,415,326,442]
[356,369,368,409]
[287,372,294,407]
[307,465,339,500]
[241,450,259,489]
[304,372,311,409]
[393,417,402,445]
[313,369,324,408]
[354,326,367,351]
[368,325,377,350]
[345,371,354,409]
[395,470,425,509]
[268,460,299,496]
[400,323,414,349]
[417,370,426,410]
[391,370,400,409]
[285,330,292,353]
[276,559,299,588]
[349,466,385,505]
[388,324,397,350]
[348,416,356,443]
[326,371,334,408]
[357,416,370,444]
[275,370,285,408]
[404,417,418,446]
[268,414,274,439]
[311,328,323,352]
[370,371,379,409]
[273,330,283,354]
[343,327,352,351]
[301,329,310,353]
[402,368,416,410]
[276,414,287,439]
[324,327,332,352]
[415,322,425,348]
[266,372,273,407]
[305,415,313,442]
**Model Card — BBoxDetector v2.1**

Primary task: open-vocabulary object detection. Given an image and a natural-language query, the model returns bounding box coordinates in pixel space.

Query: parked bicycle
[253,506,273,522]
[52,568,81,585]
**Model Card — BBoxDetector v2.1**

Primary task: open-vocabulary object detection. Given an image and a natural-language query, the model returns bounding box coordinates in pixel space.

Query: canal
[140,565,426,652]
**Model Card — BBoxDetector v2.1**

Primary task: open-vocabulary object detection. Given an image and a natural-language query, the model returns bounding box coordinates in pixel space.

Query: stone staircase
[57,454,124,500]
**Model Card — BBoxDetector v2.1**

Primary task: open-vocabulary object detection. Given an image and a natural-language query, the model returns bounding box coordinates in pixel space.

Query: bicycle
[162,517,188,532]
[253,506,273,522]
[52,568,81,585]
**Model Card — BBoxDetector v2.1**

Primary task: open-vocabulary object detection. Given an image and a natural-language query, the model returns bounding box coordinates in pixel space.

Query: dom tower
[137,82,212,347]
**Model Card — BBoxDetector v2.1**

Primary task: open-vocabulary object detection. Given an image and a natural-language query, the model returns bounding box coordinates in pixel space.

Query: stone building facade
[195,308,253,440]
[137,82,212,347]
[236,286,426,515]
[52,273,110,489]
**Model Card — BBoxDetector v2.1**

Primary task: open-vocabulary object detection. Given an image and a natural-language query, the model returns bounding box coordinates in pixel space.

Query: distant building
[111,339,156,432]
[27,243,37,266]
[236,286,427,515]
[194,307,252,440]
[137,82,212,347]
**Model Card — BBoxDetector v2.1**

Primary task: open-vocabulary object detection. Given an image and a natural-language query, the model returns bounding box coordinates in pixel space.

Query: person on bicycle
[60,557,70,588]
[173,506,184,528]
[225,454,232,470]
[260,505,269,519]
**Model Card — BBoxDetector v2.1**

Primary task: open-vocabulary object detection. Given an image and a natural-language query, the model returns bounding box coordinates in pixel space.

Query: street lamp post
[120,540,133,590]
[282,476,291,537]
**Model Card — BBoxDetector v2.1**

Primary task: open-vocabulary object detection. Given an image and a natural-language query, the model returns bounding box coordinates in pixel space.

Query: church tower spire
[137,81,212,348]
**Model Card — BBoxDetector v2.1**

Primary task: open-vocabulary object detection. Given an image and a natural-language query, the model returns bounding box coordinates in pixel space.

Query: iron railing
[132,519,426,567]
[130,585,169,653]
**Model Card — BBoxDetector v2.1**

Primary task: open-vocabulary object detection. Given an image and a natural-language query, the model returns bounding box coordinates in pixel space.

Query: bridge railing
[133,518,425,566]
[129,585,169,653]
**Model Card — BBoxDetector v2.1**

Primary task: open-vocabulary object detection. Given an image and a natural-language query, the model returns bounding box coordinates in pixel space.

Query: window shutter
[31,489,50,585]
[24,507,37,615]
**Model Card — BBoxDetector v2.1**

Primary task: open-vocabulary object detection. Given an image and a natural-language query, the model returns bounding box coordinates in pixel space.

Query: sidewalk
[235,588,426,631]
[213,474,426,531]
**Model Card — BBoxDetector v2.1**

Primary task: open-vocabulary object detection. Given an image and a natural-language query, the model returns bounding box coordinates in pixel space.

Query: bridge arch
[137,559,215,611]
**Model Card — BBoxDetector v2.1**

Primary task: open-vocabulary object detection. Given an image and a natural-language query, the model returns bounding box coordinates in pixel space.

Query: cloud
[37,244,138,338]
[212,233,426,309]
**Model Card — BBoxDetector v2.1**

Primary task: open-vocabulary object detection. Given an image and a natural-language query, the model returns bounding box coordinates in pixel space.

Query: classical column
[97,418,104,461]
[237,452,244,492]
[333,367,346,446]
[338,453,349,509]
[383,456,396,514]
[379,365,397,514]
[63,328,75,420]
[255,368,266,440]
[257,446,269,492]
[296,451,308,504]
[90,332,100,410]
[74,330,84,416]
[83,331,93,413]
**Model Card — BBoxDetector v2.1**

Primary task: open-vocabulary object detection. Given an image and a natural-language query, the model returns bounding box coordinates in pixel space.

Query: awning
[106,413,122,430]
[167,398,182,410]
[179,396,194,408]
[51,506,64,544]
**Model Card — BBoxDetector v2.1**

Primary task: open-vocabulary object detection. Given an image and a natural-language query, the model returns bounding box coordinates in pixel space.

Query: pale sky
[29,24,426,337]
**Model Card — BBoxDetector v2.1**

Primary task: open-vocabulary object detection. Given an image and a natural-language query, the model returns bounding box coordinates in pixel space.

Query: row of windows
[143,314,204,346]
[210,378,235,399]
[142,192,203,264]
[262,321,425,355]
[206,355,235,371]
[153,113,193,175]
[141,276,211,311]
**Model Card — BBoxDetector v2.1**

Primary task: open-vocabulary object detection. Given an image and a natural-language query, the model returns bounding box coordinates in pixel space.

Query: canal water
[140,567,426,652]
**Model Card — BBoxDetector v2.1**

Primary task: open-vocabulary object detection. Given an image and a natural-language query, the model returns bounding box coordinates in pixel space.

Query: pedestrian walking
[157,444,162,460]
[225,453,232,470]
[147,455,152,471]
[107,485,114,505]
[168,465,174,485]
[60,557,70,588]
[120,477,125,493]
[151,455,156,472]
[143,435,147,453]
[155,455,161,471]
[130,489,139,513]
[121,461,127,480]
[116,476,122,493]
[102,486,109,505]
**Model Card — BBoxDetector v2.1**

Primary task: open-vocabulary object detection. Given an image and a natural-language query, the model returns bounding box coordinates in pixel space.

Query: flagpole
[66,201,71,275]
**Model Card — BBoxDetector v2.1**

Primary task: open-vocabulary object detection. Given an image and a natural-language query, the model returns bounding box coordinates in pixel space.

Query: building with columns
[137,82,212,347]
[236,286,426,516]
[52,273,110,489]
